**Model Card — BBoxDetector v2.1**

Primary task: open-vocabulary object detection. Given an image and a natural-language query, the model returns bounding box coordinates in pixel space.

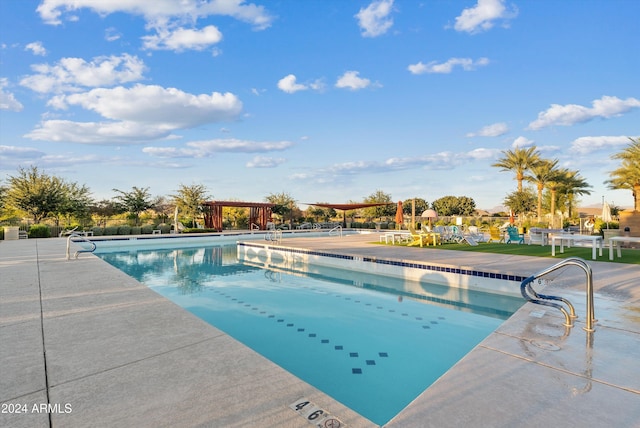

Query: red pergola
[201,201,276,232]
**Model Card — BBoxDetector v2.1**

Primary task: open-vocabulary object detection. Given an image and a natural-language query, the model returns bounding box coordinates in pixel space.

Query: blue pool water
[97,244,522,425]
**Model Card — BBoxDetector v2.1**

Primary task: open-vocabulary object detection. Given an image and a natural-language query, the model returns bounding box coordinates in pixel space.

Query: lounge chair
[465,225,488,243]
[487,227,505,243]
[407,226,430,247]
[506,226,524,244]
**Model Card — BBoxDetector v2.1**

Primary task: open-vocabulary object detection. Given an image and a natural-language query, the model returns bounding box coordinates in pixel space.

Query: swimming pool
[97,244,523,425]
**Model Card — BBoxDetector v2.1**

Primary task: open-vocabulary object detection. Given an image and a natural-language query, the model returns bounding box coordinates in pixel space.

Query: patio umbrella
[509,210,515,225]
[602,200,612,229]
[395,201,403,228]
[421,209,438,229]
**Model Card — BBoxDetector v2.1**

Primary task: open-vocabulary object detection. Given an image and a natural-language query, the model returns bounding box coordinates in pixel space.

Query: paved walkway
[1,234,639,427]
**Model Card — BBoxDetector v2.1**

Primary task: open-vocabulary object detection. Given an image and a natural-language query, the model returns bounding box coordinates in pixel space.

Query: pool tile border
[238,242,527,283]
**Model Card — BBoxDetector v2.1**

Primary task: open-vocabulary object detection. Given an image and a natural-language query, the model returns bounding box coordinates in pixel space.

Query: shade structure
[306,202,395,227]
[421,209,438,228]
[395,201,404,226]
[602,201,612,228]
[201,200,275,231]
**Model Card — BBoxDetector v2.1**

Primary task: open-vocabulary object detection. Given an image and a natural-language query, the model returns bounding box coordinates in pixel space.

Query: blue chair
[506,226,524,244]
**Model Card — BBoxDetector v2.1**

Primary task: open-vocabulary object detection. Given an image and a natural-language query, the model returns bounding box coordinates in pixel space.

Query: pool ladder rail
[66,233,97,260]
[520,257,596,332]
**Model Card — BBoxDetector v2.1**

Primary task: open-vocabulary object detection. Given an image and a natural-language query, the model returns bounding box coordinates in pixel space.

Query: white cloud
[25,41,47,56]
[143,138,294,158]
[37,0,273,30]
[466,122,508,137]
[408,57,489,74]
[24,85,242,144]
[48,84,242,128]
[20,54,146,94]
[24,120,175,144]
[0,145,45,159]
[277,74,308,93]
[511,136,535,147]
[569,135,638,155]
[293,147,501,184]
[0,78,24,111]
[105,27,122,42]
[246,156,286,168]
[453,0,518,34]
[355,0,394,38]
[335,71,375,90]
[527,96,640,130]
[142,25,223,51]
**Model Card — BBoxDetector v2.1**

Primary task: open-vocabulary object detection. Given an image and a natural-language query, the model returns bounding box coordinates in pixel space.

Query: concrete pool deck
[1,233,639,427]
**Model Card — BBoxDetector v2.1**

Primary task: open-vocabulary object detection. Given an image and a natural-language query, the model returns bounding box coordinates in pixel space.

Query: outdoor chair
[488,227,505,243]
[407,226,430,247]
[506,226,524,244]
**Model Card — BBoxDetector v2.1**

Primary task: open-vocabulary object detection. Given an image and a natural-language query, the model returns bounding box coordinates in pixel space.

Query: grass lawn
[375,241,640,265]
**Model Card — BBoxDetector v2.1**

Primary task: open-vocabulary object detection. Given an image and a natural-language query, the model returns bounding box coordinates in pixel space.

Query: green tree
[171,184,210,227]
[432,196,476,216]
[605,137,640,211]
[525,158,560,222]
[265,192,297,226]
[91,199,123,227]
[492,146,542,192]
[112,186,154,226]
[504,189,536,216]
[362,190,394,220]
[57,182,94,226]
[4,166,67,223]
[307,205,336,222]
[402,197,429,216]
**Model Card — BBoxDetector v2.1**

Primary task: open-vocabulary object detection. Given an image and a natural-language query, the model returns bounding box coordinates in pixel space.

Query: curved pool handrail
[520,257,595,332]
[66,233,97,260]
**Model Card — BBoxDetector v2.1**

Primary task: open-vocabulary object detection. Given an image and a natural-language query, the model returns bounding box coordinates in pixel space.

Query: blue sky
[1,0,638,211]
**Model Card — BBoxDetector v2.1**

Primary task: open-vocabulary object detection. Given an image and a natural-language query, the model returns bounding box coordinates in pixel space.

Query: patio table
[608,236,640,260]
[551,234,603,260]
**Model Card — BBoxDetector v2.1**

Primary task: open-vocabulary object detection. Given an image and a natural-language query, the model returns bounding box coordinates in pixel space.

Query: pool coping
[1,233,639,427]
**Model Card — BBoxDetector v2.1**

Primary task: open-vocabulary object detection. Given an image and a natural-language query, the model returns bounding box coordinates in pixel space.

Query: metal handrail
[250,223,260,233]
[520,257,595,332]
[66,233,97,260]
[265,229,282,243]
[328,225,342,237]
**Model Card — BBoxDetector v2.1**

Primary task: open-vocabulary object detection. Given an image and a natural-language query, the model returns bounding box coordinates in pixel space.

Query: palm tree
[525,158,560,222]
[560,170,592,218]
[545,167,572,228]
[492,146,542,192]
[605,137,640,212]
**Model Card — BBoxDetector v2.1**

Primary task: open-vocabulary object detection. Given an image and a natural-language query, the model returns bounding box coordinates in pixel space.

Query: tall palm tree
[492,146,542,192]
[525,158,559,222]
[559,170,592,218]
[545,167,572,228]
[605,137,640,212]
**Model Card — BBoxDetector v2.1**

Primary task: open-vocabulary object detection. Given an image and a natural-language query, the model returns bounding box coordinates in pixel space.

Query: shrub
[91,227,104,236]
[104,226,119,236]
[141,225,154,234]
[130,226,141,235]
[29,224,51,238]
[118,225,131,235]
